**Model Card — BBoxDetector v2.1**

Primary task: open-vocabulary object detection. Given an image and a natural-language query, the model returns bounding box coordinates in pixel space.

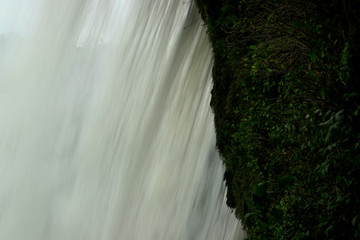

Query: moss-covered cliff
[195,0,360,239]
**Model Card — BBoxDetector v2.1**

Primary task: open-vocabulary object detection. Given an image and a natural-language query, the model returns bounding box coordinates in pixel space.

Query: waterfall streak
[0,0,243,239]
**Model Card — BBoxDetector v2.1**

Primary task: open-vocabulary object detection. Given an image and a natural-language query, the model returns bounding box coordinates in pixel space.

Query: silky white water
[0,0,243,239]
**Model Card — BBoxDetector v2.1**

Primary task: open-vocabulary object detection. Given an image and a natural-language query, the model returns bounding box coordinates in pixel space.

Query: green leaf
[325,224,333,236]
[254,182,266,198]
[244,211,261,221]
[270,208,284,221]
[277,176,295,189]
[352,216,358,226]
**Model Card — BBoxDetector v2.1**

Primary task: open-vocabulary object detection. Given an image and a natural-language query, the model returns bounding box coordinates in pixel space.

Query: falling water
[0,0,243,239]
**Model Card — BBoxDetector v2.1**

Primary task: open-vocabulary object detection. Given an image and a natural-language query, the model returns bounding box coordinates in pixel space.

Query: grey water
[0,0,243,239]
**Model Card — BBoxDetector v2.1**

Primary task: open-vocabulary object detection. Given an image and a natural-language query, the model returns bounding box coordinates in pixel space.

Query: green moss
[195,0,360,239]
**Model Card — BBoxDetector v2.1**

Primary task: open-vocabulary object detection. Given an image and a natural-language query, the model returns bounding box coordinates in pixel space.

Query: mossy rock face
[195,0,360,239]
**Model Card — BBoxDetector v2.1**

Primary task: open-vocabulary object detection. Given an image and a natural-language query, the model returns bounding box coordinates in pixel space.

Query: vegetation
[194,0,360,239]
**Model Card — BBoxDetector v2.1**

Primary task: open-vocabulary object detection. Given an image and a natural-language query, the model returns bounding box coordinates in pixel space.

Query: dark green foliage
[195,0,360,239]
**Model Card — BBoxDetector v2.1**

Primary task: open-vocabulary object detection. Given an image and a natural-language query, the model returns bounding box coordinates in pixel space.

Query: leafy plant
[195,0,360,239]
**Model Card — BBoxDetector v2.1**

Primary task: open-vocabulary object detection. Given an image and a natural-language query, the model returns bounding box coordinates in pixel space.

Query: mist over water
[0,0,243,239]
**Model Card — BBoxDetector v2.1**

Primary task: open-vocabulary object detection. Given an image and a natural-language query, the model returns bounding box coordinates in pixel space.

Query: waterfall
[0,0,243,239]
